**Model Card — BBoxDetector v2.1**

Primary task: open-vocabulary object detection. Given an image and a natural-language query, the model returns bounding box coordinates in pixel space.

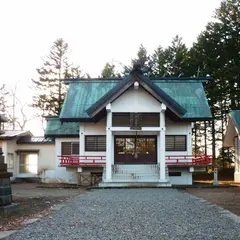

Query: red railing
[59,155,212,166]
[165,155,212,165]
[59,155,106,165]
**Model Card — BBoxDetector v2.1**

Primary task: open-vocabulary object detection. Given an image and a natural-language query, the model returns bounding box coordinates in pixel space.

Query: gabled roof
[0,130,32,140]
[60,65,212,122]
[45,117,79,137]
[86,68,186,118]
[230,110,240,134]
[224,110,240,147]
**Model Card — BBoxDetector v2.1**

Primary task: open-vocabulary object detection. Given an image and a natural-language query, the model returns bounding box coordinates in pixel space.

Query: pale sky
[0,0,222,135]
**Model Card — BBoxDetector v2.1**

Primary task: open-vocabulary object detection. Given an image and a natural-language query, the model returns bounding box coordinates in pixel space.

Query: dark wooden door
[114,136,157,164]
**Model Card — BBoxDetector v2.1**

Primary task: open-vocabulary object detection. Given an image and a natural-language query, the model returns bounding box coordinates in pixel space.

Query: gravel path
[7,189,240,240]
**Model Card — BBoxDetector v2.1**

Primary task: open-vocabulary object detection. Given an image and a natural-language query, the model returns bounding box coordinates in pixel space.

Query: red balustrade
[165,155,212,165]
[58,155,106,165]
[58,155,212,166]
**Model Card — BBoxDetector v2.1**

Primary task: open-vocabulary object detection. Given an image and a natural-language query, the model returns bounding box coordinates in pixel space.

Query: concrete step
[114,169,159,172]
[111,179,161,182]
[112,174,160,178]
[113,165,160,174]
[103,165,170,183]
[99,181,172,188]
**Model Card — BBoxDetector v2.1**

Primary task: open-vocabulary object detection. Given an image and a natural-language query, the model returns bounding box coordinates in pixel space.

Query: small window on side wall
[169,172,182,177]
[61,142,79,155]
[85,136,106,151]
[166,135,186,151]
[7,153,14,169]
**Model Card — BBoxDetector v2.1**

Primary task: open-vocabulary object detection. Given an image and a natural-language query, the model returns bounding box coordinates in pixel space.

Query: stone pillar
[0,147,18,216]
[159,104,166,181]
[106,104,112,181]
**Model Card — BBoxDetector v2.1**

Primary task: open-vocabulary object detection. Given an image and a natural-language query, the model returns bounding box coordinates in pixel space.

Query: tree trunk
[211,119,216,166]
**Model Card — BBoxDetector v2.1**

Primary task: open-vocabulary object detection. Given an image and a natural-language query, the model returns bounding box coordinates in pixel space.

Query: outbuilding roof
[0,130,32,140]
[229,110,240,134]
[45,117,79,137]
[224,110,240,147]
[17,136,55,144]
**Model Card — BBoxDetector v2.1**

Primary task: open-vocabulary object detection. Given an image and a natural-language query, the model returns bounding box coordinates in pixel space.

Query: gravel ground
[7,189,240,240]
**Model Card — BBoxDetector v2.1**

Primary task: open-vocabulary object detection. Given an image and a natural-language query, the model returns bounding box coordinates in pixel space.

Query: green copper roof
[60,80,119,119]
[86,75,187,118]
[45,117,79,137]
[60,79,212,121]
[153,80,212,119]
[230,110,240,133]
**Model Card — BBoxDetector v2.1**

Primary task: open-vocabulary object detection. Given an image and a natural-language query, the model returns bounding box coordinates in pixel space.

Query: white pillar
[157,133,160,164]
[187,123,192,162]
[160,104,166,181]
[111,132,114,165]
[79,123,85,162]
[106,103,112,181]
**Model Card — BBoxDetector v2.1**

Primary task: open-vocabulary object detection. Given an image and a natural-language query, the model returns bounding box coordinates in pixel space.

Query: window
[112,113,159,127]
[141,113,159,127]
[61,142,79,155]
[85,136,106,151]
[169,172,182,177]
[7,153,14,169]
[166,135,186,151]
[115,136,156,155]
[112,113,130,127]
[19,153,38,174]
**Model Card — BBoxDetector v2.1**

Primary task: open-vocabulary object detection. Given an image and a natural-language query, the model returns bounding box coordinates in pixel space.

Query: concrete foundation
[234,172,240,183]
[0,203,19,216]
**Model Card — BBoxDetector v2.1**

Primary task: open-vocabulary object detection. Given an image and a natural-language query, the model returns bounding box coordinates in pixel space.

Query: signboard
[130,113,142,130]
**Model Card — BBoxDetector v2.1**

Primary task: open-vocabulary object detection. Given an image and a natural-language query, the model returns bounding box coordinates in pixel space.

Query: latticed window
[61,142,79,155]
[166,135,186,151]
[112,113,159,127]
[85,136,106,151]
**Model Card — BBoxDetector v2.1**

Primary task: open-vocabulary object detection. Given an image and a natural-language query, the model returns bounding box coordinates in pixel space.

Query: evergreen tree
[151,36,191,77]
[32,38,81,116]
[164,35,190,76]
[132,44,149,68]
[151,46,168,77]
[101,62,117,78]
[190,0,240,165]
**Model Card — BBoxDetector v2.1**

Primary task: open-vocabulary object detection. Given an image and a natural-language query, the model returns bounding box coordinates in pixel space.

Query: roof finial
[131,62,143,74]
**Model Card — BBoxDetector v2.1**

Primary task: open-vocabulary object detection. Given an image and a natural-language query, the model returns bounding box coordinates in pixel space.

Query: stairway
[100,164,171,187]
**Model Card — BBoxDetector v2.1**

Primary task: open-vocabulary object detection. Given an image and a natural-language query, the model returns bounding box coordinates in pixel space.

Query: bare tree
[7,82,37,130]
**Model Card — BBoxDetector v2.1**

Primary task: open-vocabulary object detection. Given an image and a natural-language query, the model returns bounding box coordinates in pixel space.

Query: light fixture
[134,81,139,90]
